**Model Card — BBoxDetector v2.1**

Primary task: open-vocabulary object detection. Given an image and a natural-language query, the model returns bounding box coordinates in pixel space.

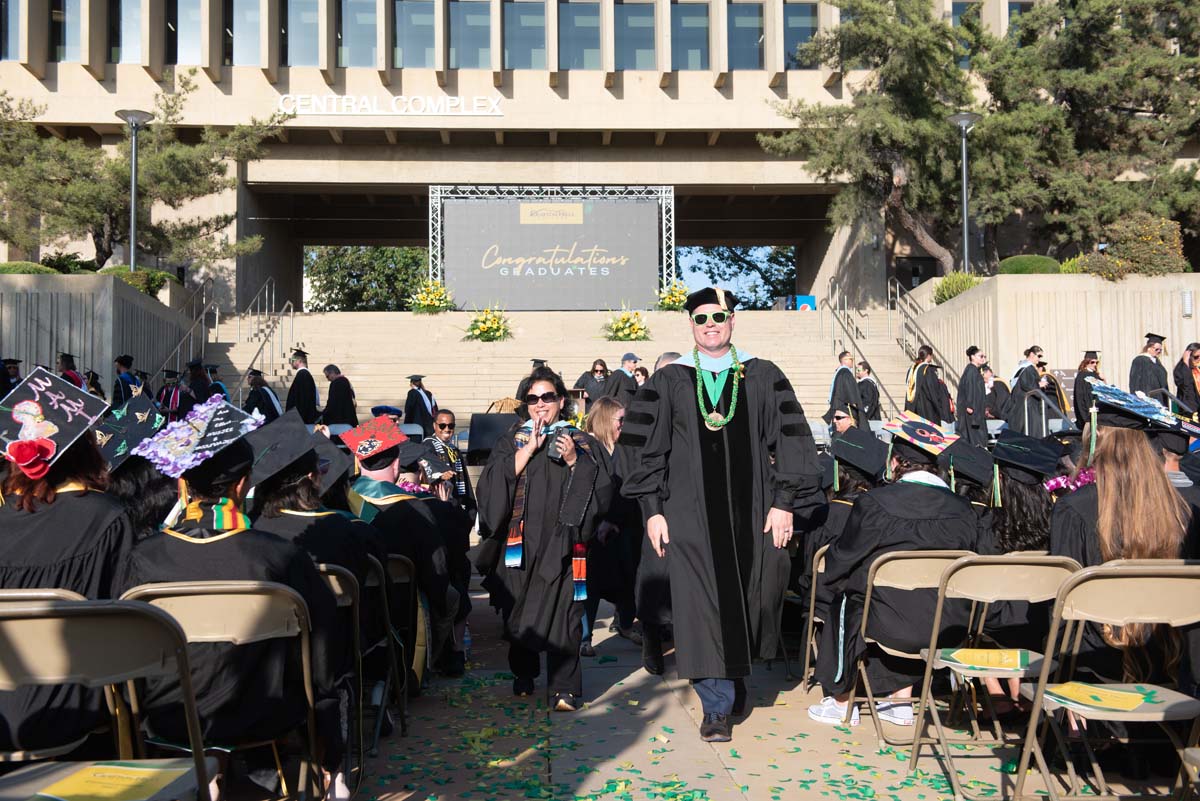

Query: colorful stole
[348,476,418,524]
[573,543,588,601]
[180,497,251,532]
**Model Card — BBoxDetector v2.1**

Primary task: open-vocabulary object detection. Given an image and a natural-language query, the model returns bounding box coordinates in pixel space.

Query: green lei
[693,345,742,430]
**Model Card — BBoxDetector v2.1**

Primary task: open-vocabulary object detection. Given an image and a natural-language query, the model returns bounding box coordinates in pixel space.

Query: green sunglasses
[691,311,732,325]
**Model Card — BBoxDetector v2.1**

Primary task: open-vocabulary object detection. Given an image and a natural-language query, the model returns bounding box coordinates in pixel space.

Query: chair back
[942,555,1081,604]
[0,595,209,799]
[400,424,426,439]
[814,543,831,576]
[317,564,360,611]
[387,554,417,585]
[121,581,310,646]
[1057,563,1200,628]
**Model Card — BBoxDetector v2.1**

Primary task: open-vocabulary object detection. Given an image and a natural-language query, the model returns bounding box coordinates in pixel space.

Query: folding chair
[843,550,974,746]
[364,555,408,754]
[1013,564,1200,801]
[387,554,429,688]
[1184,748,1200,784]
[802,543,832,688]
[0,594,212,801]
[316,565,364,794]
[908,554,1082,798]
[811,421,832,451]
[120,581,323,800]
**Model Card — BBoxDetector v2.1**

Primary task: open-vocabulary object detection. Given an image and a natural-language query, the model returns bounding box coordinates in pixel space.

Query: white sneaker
[808,696,860,726]
[876,700,915,726]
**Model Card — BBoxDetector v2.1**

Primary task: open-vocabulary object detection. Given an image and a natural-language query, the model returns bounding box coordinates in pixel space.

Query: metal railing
[1147,388,1197,417]
[231,300,296,406]
[1019,388,1073,439]
[821,275,869,346]
[237,277,278,341]
[179,277,215,322]
[818,296,902,420]
[147,299,221,389]
[886,276,962,395]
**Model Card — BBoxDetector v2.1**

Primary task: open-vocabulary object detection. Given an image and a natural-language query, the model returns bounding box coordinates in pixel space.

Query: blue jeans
[692,678,740,715]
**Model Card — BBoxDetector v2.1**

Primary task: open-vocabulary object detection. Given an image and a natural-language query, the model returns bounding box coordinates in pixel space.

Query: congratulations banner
[443,198,660,311]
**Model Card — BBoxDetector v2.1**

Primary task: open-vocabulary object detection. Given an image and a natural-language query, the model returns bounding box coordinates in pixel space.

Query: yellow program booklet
[33,762,188,801]
[1044,682,1145,712]
[940,648,1030,671]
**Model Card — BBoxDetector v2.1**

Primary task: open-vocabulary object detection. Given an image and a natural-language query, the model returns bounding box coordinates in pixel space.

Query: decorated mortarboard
[684,287,739,314]
[311,431,353,495]
[94,390,166,472]
[1145,333,1166,345]
[244,410,317,488]
[1088,378,1200,435]
[0,367,109,479]
[401,441,454,480]
[882,411,958,466]
[993,430,1061,485]
[937,440,994,490]
[132,393,264,479]
[370,405,404,418]
[342,415,407,461]
[832,425,889,481]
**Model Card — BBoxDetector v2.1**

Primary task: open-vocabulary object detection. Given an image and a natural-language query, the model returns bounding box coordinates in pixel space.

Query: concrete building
[0,0,1032,310]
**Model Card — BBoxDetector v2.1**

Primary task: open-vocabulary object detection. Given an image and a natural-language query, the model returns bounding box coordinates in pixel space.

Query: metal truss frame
[427,184,675,287]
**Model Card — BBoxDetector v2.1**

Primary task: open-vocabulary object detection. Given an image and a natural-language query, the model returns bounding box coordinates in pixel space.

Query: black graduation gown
[321,376,358,428]
[423,496,474,625]
[121,523,343,763]
[286,368,320,424]
[1174,361,1199,413]
[905,363,952,424]
[587,445,642,609]
[243,386,282,423]
[858,378,882,422]
[477,427,609,653]
[188,376,212,404]
[799,497,857,624]
[424,437,477,524]
[824,367,868,429]
[814,479,992,696]
[1073,369,1099,431]
[1129,354,1168,398]
[0,489,138,752]
[1012,363,1045,435]
[156,384,195,423]
[573,372,607,412]
[986,380,1011,422]
[956,364,988,446]
[404,387,437,438]
[112,374,140,407]
[601,370,638,408]
[620,358,821,679]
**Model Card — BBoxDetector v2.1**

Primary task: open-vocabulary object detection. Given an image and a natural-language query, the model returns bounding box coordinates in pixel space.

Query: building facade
[0,0,1031,309]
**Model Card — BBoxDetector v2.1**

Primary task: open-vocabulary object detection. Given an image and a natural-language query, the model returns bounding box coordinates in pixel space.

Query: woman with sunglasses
[1173,342,1200,415]
[573,359,610,413]
[477,366,611,712]
[1073,350,1104,431]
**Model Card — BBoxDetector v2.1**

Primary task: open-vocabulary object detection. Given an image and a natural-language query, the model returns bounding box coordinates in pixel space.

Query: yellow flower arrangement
[465,306,512,342]
[657,280,689,311]
[409,280,456,314]
[603,306,651,342]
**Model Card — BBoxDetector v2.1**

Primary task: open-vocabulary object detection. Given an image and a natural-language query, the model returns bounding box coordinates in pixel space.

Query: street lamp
[948,110,982,274]
[115,109,154,274]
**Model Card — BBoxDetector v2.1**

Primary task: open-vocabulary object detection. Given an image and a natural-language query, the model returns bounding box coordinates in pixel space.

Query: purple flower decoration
[133,394,263,478]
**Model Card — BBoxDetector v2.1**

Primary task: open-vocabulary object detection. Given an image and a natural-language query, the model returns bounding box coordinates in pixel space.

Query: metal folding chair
[802,543,832,688]
[317,564,364,794]
[365,555,408,754]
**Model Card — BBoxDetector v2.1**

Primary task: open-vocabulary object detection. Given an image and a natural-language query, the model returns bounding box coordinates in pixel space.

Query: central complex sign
[277,94,502,117]
[443,198,660,311]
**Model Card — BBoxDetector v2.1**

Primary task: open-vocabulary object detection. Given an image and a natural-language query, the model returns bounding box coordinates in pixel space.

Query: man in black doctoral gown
[1130,333,1169,398]
[404,375,438,437]
[620,287,821,743]
[243,368,282,423]
[1073,351,1102,431]
[286,348,321,425]
[955,345,988,446]
[824,350,868,429]
[603,353,640,407]
[320,364,358,433]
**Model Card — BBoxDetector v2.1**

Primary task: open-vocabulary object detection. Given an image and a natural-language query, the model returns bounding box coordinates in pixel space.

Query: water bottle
[462,624,473,661]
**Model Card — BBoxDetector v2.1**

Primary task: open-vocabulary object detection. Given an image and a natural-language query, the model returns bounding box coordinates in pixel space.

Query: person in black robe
[937,439,995,529]
[620,288,820,742]
[286,349,321,425]
[904,346,952,425]
[602,353,640,408]
[982,364,1009,424]
[1129,333,1169,399]
[57,352,85,389]
[824,351,868,429]
[243,369,282,423]
[404,375,437,438]
[477,367,610,712]
[1011,345,1049,436]
[955,346,989,446]
[1173,343,1200,414]
[856,361,882,422]
[1073,351,1102,431]
[573,359,610,413]
[111,354,142,406]
[809,419,993,727]
[3,358,21,395]
[320,364,358,432]
[0,432,138,753]
[424,410,477,525]
[185,358,212,403]
[155,369,196,423]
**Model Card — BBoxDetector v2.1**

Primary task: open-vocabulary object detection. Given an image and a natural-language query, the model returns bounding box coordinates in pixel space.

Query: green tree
[305,246,429,311]
[685,246,795,309]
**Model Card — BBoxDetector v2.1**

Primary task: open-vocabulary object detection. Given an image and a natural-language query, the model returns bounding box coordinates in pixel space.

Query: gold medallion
[705,411,725,431]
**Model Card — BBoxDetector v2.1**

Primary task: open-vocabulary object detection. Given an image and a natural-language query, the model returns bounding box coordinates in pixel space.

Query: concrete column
[981,0,1002,35]
[143,0,165,77]
[600,0,613,85]
[81,0,106,78]
[764,0,782,85]
[710,0,727,86]
[21,0,49,76]
[546,0,558,84]
[654,0,669,84]
[816,0,836,85]
[261,0,279,79]
[376,0,392,81]
[489,0,501,84]
[200,0,222,80]
[434,0,447,83]
[318,0,335,81]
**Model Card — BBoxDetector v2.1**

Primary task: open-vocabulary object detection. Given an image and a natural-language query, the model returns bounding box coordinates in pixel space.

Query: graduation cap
[1083,350,1100,361]
[244,410,316,488]
[1088,378,1190,433]
[407,374,425,383]
[134,370,150,381]
[1043,430,1083,463]
[993,430,1061,485]
[3,358,21,367]
[342,415,407,461]
[185,357,203,370]
[247,369,264,378]
[94,393,166,472]
[684,287,739,314]
[530,359,549,369]
[370,405,404,418]
[291,348,309,358]
[132,394,264,479]
[1145,333,1166,345]
[396,440,454,481]
[882,412,958,466]
[204,364,220,373]
[818,452,835,491]
[832,426,889,483]
[311,431,353,495]
[162,369,182,380]
[0,367,110,479]
[59,352,76,360]
[84,370,100,381]
[937,440,994,491]
[1147,428,1190,457]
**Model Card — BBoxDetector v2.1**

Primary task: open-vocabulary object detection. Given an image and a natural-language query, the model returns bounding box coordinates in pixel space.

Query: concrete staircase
[205,310,913,428]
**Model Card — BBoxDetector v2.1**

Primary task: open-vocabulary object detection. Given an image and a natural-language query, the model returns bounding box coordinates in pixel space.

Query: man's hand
[763,507,794,550]
[965,407,974,415]
[647,514,670,558]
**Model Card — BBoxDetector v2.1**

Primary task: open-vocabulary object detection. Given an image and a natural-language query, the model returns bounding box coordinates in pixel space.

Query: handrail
[237,277,277,341]
[179,277,214,322]
[824,275,869,344]
[818,297,902,419]
[147,299,221,389]
[231,300,296,406]
[1019,388,1073,439]
[1147,388,1197,417]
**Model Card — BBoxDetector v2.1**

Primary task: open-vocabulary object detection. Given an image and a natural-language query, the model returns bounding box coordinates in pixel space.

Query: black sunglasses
[524,391,560,405]
[691,311,731,326]
[436,422,455,430]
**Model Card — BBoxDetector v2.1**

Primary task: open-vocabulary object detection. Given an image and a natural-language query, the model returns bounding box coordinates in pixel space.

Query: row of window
[0,0,1033,67]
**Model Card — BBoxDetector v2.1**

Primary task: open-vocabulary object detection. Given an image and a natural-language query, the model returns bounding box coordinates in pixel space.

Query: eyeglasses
[1088,360,1099,365]
[833,414,850,422]
[691,311,731,326]
[524,391,560,405]
[593,369,605,374]
[436,422,455,430]
[615,416,625,425]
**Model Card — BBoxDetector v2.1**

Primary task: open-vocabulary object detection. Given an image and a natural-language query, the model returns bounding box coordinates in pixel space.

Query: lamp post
[948,111,982,274]
[115,109,154,274]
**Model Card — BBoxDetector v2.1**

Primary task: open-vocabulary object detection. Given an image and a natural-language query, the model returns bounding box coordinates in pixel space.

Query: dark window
[783,3,816,69]
[49,0,81,62]
[394,0,433,66]
[670,3,707,70]
[1,0,18,60]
